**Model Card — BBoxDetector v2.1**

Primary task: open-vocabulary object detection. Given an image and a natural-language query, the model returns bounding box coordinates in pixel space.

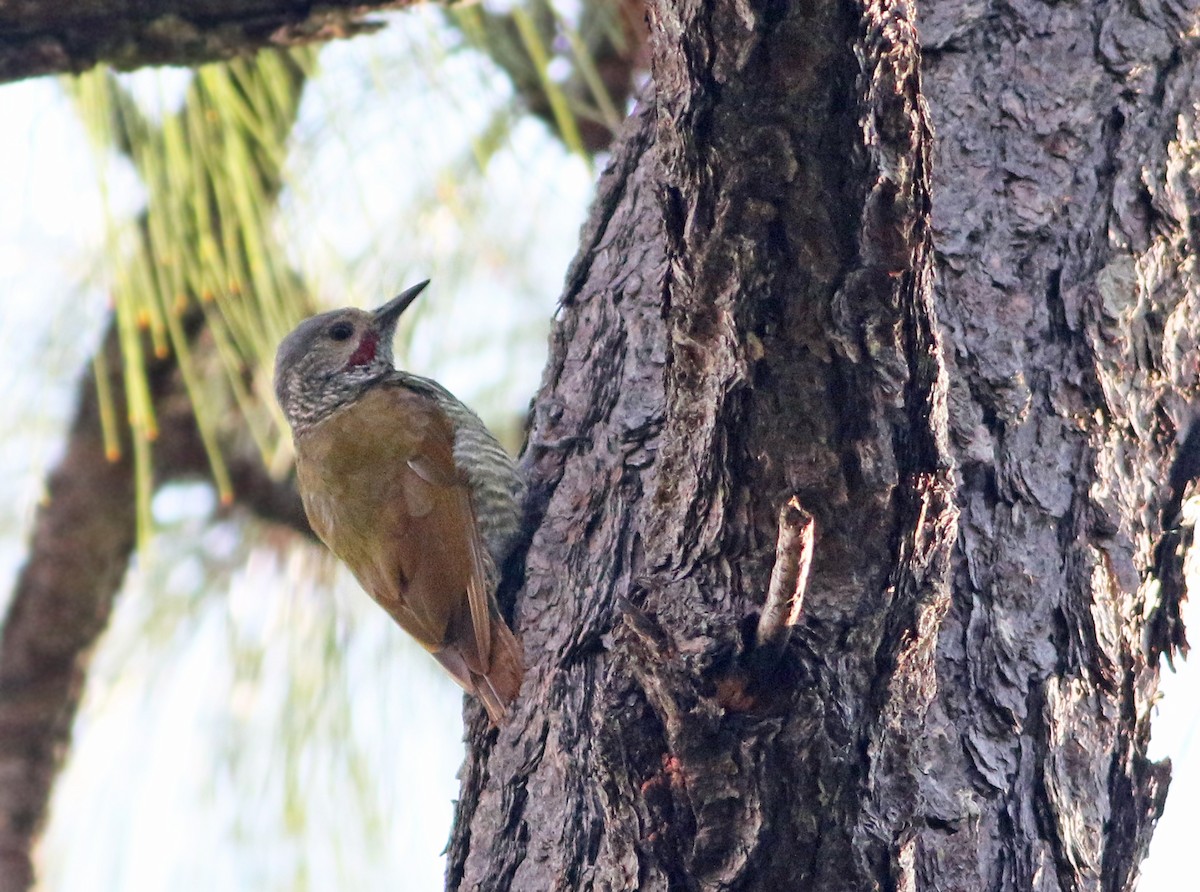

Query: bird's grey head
[274,280,429,434]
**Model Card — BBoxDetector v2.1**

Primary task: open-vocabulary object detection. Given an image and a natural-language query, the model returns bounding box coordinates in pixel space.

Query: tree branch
[0,0,416,84]
[0,311,316,892]
[145,368,313,540]
[0,320,161,892]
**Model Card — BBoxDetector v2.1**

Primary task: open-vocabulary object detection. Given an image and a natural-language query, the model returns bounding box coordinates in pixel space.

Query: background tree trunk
[0,318,311,892]
[0,323,144,892]
[447,1,1192,890]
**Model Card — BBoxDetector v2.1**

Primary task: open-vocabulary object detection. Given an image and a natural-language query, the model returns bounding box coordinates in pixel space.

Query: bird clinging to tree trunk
[273,281,525,724]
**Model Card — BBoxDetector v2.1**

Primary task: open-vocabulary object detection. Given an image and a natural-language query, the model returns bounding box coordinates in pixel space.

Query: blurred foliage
[67,49,317,541]
[63,0,637,544]
[38,491,466,890]
[449,0,640,155]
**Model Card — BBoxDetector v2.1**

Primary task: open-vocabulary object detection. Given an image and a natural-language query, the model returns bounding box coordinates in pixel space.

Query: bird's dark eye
[328,322,354,341]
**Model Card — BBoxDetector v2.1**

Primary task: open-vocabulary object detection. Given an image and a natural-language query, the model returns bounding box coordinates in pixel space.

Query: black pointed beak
[373,279,430,334]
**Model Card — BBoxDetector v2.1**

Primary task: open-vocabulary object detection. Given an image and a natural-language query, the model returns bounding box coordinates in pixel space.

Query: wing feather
[294,381,519,723]
[461,490,493,672]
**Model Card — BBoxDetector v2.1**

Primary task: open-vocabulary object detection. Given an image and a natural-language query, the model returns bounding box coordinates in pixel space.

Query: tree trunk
[447,1,1190,890]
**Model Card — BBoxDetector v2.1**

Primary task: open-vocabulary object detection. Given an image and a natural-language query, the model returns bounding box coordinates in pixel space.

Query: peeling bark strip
[0,0,413,83]
[448,0,957,888]
[755,497,814,654]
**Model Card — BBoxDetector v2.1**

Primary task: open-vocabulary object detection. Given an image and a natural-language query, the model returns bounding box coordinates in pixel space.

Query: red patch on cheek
[347,332,379,367]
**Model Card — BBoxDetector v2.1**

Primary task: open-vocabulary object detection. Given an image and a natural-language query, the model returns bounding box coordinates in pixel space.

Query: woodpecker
[274,281,525,724]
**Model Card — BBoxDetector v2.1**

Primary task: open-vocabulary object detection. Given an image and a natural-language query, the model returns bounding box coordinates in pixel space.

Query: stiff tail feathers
[433,613,524,726]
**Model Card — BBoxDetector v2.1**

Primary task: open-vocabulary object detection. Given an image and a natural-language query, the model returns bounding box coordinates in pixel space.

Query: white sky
[0,8,1197,892]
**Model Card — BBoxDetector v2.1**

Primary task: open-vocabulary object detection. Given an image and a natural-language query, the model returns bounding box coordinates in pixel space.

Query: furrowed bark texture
[448,0,1197,889]
[449,0,959,888]
[910,0,1195,887]
[0,0,412,84]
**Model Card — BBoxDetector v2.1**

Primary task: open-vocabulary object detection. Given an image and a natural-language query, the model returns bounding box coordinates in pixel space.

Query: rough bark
[446,1,1195,891]
[912,0,1193,886]
[0,320,311,892]
[449,0,960,888]
[0,0,412,84]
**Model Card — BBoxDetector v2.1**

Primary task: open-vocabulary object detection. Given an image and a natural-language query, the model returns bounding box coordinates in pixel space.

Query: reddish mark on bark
[640,753,687,798]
